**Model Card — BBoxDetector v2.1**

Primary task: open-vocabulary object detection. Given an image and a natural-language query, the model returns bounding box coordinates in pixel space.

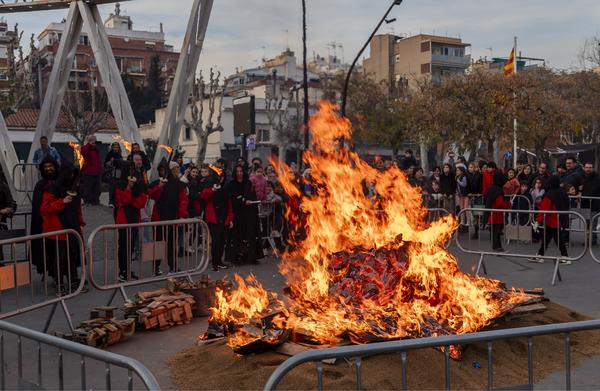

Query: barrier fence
[0,229,86,332]
[87,218,210,305]
[263,318,600,391]
[455,208,588,285]
[258,200,285,256]
[12,163,40,203]
[0,319,160,390]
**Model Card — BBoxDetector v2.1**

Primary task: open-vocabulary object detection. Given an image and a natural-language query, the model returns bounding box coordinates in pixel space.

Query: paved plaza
[3,202,600,389]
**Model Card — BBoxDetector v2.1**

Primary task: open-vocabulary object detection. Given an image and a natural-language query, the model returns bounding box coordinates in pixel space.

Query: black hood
[51,161,80,198]
[38,155,60,181]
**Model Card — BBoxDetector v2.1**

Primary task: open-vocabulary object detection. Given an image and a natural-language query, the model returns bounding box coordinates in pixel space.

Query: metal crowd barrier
[2,210,32,232]
[87,218,210,305]
[12,163,40,203]
[258,200,284,256]
[589,212,600,264]
[569,196,600,237]
[0,229,86,332]
[263,318,600,391]
[455,208,587,286]
[0,319,160,390]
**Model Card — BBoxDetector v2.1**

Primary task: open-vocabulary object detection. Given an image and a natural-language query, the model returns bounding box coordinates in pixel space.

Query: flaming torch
[112,135,133,154]
[158,144,175,162]
[68,141,84,168]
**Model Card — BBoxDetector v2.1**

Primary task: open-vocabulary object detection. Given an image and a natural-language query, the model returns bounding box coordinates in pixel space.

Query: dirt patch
[168,301,600,390]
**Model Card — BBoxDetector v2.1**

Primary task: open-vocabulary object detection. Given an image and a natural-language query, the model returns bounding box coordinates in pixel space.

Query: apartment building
[364,33,471,88]
[33,3,179,104]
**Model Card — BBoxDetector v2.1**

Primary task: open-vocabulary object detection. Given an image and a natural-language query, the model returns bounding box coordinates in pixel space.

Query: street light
[340,0,403,118]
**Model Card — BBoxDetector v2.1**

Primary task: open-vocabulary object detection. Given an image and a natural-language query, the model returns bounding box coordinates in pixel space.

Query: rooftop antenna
[486,47,493,59]
[283,29,289,50]
[338,43,345,64]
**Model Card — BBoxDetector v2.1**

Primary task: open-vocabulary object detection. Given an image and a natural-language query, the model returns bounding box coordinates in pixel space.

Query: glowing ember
[68,141,84,168]
[158,144,174,154]
[208,102,527,350]
[112,134,133,153]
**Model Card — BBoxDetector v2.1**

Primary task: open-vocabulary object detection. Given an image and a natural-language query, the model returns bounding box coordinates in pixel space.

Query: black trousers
[156,226,176,272]
[491,224,503,249]
[118,227,138,274]
[81,175,101,205]
[538,227,568,257]
[45,238,79,284]
[209,222,226,269]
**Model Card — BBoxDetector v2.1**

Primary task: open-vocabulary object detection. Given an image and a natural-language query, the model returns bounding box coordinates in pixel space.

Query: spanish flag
[504,48,516,77]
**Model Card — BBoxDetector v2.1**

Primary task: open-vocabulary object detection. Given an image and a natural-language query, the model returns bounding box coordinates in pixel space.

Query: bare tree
[184,68,224,164]
[265,77,304,164]
[63,75,110,145]
[0,24,34,116]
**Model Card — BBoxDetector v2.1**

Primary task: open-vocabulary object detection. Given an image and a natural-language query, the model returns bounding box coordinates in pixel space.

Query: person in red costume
[484,172,510,251]
[148,161,188,275]
[201,168,233,271]
[114,161,149,281]
[40,163,85,295]
[530,175,570,263]
[80,135,103,206]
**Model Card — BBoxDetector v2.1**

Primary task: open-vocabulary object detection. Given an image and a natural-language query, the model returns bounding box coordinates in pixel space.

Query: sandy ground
[168,301,600,390]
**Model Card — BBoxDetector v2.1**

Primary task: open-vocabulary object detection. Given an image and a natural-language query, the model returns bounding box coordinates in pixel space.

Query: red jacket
[482,169,496,196]
[40,192,84,240]
[81,143,102,176]
[201,188,233,225]
[148,183,188,221]
[488,195,511,225]
[114,187,149,224]
[536,197,560,228]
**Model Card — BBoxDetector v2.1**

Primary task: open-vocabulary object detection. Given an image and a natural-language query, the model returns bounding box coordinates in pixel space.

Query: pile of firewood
[122,288,196,331]
[71,307,136,348]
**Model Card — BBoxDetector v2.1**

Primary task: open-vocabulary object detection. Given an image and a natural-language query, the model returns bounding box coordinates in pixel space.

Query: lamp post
[301,0,310,163]
[340,0,402,118]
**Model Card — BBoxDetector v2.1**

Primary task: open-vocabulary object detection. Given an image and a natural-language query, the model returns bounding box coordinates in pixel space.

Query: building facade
[33,3,179,105]
[364,34,471,87]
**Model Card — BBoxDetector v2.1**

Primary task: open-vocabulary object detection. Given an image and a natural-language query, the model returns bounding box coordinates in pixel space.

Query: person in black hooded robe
[31,156,59,275]
[226,164,264,264]
[40,162,84,293]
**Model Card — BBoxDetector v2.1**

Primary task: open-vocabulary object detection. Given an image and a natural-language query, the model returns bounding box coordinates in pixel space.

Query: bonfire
[203,102,530,355]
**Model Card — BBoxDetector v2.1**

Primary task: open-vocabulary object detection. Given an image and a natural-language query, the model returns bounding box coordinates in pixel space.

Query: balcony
[431,54,471,68]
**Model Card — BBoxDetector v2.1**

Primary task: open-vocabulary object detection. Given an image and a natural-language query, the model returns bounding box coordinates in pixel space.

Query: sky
[4,0,600,75]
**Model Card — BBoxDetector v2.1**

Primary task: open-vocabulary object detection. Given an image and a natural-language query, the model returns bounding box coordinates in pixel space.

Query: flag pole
[513,36,518,169]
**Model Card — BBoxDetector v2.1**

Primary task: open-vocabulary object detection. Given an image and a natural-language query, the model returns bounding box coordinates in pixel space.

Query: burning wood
[203,102,535,356]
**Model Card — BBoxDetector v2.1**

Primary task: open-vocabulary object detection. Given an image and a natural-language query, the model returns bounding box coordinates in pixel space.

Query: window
[79,36,89,45]
[90,58,97,68]
[115,57,123,73]
[258,129,270,143]
[184,127,192,141]
[443,47,449,56]
[0,72,7,81]
[420,41,431,52]
[395,54,401,63]
[421,63,431,74]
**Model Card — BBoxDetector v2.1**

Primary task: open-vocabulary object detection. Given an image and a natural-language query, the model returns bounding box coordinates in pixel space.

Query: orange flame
[158,144,174,154]
[68,141,84,168]
[208,164,223,177]
[211,102,526,347]
[112,135,132,153]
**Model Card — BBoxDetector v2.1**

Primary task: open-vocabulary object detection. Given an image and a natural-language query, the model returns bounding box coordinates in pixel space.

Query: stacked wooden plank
[168,275,232,317]
[122,288,196,331]
[71,306,136,348]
